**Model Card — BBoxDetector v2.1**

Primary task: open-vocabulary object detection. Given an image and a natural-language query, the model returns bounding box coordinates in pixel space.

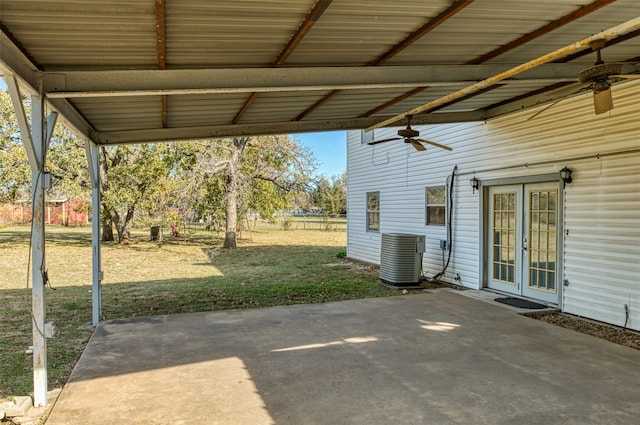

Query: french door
[487,183,560,304]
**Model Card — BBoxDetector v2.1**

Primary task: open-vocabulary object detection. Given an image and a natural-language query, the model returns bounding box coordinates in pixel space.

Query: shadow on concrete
[45,292,640,425]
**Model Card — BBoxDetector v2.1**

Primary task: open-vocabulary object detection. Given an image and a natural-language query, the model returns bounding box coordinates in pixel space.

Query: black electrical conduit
[426,164,457,282]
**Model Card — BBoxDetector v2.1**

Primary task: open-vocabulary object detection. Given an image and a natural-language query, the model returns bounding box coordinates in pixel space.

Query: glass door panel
[487,186,522,294]
[523,184,559,303]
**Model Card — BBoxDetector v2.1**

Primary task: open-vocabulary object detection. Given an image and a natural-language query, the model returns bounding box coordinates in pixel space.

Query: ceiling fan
[367,115,453,152]
[535,39,640,117]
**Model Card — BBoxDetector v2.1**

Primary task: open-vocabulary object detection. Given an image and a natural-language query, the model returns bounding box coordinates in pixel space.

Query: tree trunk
[102,219,114,241]
[223,180,238,249]
[99,147,114,242]
[101,208,114,242]
[113,208,135,244]
[222,138,249,249]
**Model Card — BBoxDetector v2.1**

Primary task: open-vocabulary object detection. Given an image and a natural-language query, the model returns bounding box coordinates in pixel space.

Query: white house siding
[347,80,640,331]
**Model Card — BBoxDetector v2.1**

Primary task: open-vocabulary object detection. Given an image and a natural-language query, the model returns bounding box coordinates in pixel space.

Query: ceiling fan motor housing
[398,128,420,138]
[578,62,623,84]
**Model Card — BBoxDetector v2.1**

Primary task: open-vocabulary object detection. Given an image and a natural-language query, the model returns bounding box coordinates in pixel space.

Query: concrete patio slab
[45,292,640,425]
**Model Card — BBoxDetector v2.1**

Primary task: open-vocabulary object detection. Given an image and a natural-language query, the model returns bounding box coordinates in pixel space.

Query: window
[366,191,380,231]
[361,129,375,144]
[426,186,446,226]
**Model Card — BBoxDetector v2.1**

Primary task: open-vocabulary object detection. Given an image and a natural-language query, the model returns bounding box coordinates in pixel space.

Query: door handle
[522,237,528,251]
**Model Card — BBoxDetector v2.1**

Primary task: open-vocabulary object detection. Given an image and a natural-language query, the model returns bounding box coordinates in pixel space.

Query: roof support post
[85,140,103,326]
[5,75,56,407]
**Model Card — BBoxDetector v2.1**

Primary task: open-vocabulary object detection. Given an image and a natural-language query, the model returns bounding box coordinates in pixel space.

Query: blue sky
[291,131,347,178]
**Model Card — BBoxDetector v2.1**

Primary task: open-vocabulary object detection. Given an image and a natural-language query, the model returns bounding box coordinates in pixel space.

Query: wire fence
[249,215,347,232]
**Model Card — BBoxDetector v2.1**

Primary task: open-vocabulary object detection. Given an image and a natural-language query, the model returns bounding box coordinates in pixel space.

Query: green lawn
[0,225,394,398]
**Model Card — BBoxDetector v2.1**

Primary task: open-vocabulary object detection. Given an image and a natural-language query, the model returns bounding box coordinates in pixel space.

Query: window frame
[366,191,380,232]
[425,185,446,226]
[361,129,375,144]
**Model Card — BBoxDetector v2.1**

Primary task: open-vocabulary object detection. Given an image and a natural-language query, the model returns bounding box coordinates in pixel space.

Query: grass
[0,224,395,398]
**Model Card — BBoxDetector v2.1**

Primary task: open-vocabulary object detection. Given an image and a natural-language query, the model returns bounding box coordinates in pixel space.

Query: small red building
[0,198,89,226]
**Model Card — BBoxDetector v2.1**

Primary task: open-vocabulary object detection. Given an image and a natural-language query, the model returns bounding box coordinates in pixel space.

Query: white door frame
[480,174,565,306]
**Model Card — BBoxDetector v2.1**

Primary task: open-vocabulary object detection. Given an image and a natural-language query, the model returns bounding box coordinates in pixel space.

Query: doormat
[494,297,548,309]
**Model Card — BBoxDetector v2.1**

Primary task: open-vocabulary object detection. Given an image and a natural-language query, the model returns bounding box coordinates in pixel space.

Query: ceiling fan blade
[415,138,453,151]
[408,139,427,151]
[542,82,589,100]
[528,81,591,121]
[527,99,563,121]
[613,74,640,79]
[593,88,613,114]
[367,137,401,145]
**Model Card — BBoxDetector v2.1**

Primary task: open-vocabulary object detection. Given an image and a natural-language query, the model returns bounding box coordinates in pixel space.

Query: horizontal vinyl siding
[347,80,640,331]
[563,156,640,329]
[347,124,481,285]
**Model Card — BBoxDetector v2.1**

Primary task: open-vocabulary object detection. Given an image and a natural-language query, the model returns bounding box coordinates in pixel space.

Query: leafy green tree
[99,144,169,243]
[47,130,91,204]
[0,91,30,203]
[0,91,90,207]
[312,172,347,215]
[2,91,317,247]
[185,135,316,248]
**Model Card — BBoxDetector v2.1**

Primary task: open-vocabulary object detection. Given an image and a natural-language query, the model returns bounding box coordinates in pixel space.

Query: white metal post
[85,140,103,326]
[6,75,58,407]
[30,148,47,407]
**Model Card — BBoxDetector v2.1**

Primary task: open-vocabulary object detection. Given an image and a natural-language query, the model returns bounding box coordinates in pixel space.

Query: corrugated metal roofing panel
[492,1,640,64]
[1,0,157,69]
[285,0,452,66]
[167,93,252,127]
[1,0,639,142]
[385,0,582,65]
[166,0,317,68]
[72,96,161,131]
[240,91,331,123]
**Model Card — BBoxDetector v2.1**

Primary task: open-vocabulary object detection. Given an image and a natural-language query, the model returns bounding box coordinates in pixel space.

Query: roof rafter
[484,28,640,115]
[417,0,617,115]
[295,0,475,121]
[360,87,429,118]
[154,0,168,128]
[232,0,333,124]
[468,0,616,65]
[367,16,640,131]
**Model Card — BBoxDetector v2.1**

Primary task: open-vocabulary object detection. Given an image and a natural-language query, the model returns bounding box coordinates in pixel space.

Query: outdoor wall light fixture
[470,176,479,194]
[560,167,573,188]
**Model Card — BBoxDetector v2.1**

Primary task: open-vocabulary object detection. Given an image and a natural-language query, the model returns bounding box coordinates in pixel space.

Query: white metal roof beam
[42,64,585,98]
[96,111,485,145]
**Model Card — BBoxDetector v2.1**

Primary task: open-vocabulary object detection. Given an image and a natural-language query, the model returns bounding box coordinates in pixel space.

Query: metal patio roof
[1,0,639,144]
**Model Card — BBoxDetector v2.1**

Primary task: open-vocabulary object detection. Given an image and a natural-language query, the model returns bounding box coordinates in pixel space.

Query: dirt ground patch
[524,311,640,350]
